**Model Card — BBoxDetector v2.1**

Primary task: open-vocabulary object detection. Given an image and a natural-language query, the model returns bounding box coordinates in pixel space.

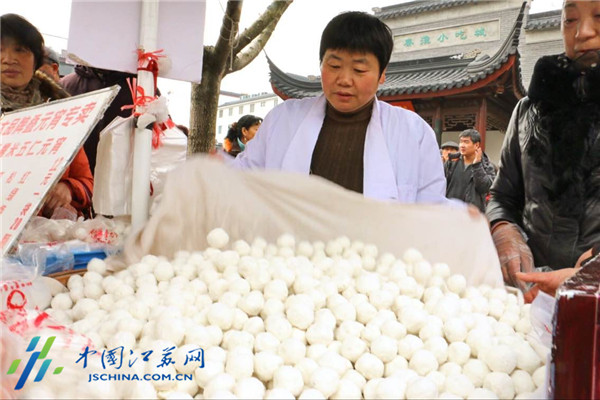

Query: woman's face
[1,36,35,91]
[241,122,261,142]
[561,1,600,65]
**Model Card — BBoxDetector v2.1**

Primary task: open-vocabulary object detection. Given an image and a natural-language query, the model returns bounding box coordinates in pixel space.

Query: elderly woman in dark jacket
[487,0,600,300]
[1,13,93,218]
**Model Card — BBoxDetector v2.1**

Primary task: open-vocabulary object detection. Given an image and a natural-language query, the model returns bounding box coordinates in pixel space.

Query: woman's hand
[516,268,579,303]
[42,182,72,217]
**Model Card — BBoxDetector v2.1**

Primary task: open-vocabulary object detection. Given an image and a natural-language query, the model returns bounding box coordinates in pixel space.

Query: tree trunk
[188,0,292,154]
[189,66,223,153]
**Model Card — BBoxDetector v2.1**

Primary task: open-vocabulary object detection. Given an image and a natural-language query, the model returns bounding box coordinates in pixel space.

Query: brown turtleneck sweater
[310,99,374,194]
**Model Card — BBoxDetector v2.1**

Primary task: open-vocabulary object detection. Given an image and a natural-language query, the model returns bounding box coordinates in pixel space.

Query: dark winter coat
[486,54,600,270]
[60,66,136,173]
[444,152,496,212]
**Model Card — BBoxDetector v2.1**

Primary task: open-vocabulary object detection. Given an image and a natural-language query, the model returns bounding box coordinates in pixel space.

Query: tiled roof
[374,0,477,20]
[270,3,526,99]
[525,9,561,31]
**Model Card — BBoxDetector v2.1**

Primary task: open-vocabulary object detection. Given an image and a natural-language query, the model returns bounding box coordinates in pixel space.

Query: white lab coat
[233,94,448,204]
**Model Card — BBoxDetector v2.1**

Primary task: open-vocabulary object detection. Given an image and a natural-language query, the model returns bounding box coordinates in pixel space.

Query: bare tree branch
[232,0,291,56]
[230,18,278,72]
[213,1,242,75]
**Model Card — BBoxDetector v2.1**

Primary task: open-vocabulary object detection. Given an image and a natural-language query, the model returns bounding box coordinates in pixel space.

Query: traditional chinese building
[268,0,563,164]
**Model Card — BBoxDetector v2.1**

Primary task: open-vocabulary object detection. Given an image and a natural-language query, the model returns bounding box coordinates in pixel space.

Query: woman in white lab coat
[233,11,446,205]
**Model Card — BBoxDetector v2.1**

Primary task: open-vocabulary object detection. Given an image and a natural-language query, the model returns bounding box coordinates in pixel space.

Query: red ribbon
[137,48,164,91]
[151,118,175,149]
[121,77,156,116]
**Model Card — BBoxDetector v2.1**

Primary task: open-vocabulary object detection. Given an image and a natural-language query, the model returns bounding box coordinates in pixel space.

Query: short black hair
[226,114,263,142]
[1,14,45,70]
[319,11,393,76]
[459,129,482,144]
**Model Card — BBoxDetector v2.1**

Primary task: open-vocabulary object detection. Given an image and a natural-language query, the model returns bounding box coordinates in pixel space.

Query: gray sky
[1,0,562,125]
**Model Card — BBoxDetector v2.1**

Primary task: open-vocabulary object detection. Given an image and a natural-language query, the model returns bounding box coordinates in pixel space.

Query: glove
[491,222,534,292]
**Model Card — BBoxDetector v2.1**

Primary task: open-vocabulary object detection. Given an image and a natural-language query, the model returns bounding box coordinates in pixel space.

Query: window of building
[239,105,243,114]
[273,98,278,107]
[228,108,233,116]
[250,103,255,112]
[260,101,266,107]
[218,126,222,134]
[219,110,223,118]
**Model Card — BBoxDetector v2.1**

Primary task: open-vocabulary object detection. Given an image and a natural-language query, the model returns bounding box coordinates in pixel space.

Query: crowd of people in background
[1,0,599,302]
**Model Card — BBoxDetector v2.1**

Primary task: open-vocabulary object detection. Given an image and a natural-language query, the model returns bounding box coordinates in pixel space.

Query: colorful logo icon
[6,336,63,390]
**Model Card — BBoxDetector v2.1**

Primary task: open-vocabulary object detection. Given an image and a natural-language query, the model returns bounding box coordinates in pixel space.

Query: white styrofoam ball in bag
[354,353,384,380]
[516,341,543,374]
[462,359,490,387]
[330,380,361,400]
[273,365,304,397]
[207,228,229,249]
[467,388,499,399]
[447,342,471,366]
[50,292,73,310]
[225,347,254,380]
[318,350,352,377]
[432,262,451,278]
[532,365,546,388]
[481,344,518,374]
[512,369,536,395]
[403,247,423,264]
[400,307,428,335]
[446,274,467,295]
[355,301,378,324]
[426,370,446,393]
[412,260,433,285]
[254,351,284,382]
[233,377,265,399]
[444,373,475,398]
[263,279,288,301]
[362,377,384,399]
[376,376,408,400]
[409,349,439,376]
[340,336,367,363]
[309,367,339,398]
[439,361,462,377]
[238,290,264,317]
[406,376,438,399]
[222,330,254,350]
[286,302,315,330]
[432,294,461,322]
[419,316,444,341]
[203,372,236,399]
[264,388,295,400]
[298,388,326,400]
[87,258,107,275]
[83,283,104,300]
[306,323,334,345]
[71,298,99,320]
[278,337,306,365]
[154,261,175,282]
[207,302,234,331]
[381,319,407,340]
[370,335,398,363]
[483,372,515,400]
[443,317,468,343]
[397,334,424,360]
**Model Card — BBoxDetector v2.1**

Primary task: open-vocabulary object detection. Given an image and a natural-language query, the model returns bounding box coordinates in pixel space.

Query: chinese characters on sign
[394,20,500,53]
[0,87,118,256]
